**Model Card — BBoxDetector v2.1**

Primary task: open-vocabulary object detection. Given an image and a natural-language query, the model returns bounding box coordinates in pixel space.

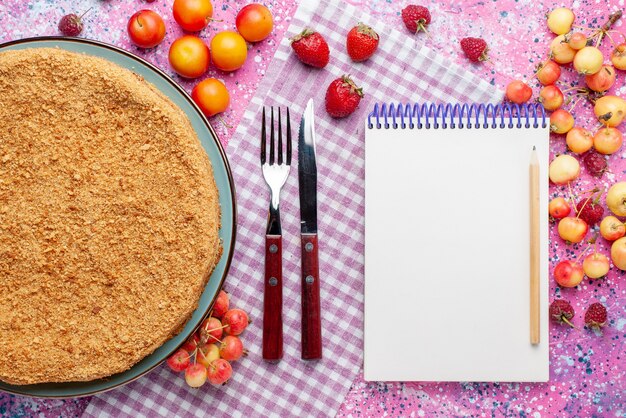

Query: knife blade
[299,100,318,234]
[298,98,322,360]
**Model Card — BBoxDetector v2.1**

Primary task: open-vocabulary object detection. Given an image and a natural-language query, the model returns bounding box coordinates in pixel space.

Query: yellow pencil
[530,146,540,345]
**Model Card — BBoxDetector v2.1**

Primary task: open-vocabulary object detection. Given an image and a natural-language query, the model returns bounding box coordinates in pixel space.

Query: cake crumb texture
[0,48,221,385]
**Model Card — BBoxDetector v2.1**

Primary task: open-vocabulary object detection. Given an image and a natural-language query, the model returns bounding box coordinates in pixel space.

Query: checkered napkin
[84,1,501,417]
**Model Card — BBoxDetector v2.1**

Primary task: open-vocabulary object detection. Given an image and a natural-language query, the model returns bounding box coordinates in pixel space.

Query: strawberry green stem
[79,7,93,19]
[562,316,580,330]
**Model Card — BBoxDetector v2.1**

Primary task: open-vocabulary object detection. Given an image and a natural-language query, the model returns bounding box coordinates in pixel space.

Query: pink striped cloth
[84,0,501,416]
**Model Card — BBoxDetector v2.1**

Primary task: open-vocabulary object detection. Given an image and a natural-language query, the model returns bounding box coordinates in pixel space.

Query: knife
[298,99,322,360]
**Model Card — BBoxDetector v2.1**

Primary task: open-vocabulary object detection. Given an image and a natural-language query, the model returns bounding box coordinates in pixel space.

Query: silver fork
[261,106,291,362]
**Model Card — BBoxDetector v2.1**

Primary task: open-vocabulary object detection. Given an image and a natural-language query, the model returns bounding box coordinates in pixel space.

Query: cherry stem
[217,115,233,129]
[582,186,601,195]
[574,243,592,263]
[595,34,602,48]
[534,62,546,76]
[610,30,626,43]
[604,31,617,48]
[561,86,587,94]
[567,182,578,212]
[601,10,623,33]
[569,96,584,114]
[204,324,228,333]
[590,10,623,47]
[201,333,224,345]
[576,193,593,219]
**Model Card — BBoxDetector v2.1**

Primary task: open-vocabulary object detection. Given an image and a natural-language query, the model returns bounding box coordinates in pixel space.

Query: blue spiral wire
[367,102,548,130]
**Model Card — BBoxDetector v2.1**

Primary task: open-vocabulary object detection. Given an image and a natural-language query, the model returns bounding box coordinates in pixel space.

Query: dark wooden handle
[301,234,322,360]
[263,235,283,361]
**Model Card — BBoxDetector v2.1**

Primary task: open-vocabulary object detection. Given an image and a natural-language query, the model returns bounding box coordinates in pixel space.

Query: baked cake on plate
[0,48,221,385]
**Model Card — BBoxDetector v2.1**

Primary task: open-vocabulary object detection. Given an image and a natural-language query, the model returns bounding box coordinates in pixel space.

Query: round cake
[0,48,222,385]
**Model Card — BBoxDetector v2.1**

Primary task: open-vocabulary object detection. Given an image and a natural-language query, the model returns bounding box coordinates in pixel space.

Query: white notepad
[364,103,550,382]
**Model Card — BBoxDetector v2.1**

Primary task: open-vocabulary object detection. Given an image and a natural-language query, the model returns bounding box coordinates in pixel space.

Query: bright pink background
[1,0,625,416]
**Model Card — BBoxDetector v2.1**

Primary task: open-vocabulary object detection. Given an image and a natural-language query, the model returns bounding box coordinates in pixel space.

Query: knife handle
[301,233,322,360]
[263,234,283,361]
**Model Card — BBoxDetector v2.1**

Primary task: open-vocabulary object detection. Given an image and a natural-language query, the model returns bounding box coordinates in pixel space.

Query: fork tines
[261,107,291,166]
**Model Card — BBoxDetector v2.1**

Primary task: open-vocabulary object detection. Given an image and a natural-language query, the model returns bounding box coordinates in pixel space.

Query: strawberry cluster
[289,4,496,118]
[550,299,607,330]
[290,25,372,118]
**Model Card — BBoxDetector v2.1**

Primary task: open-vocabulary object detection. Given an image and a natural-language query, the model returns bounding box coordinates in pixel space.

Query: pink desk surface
[1,0,625,416]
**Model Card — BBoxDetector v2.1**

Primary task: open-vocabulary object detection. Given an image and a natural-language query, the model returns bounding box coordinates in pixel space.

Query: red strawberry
[460,37,489,62]
[575,195,603,226]
[346,23,379,62]
[290,28,330,68]
[325,75,364,118]
[582,151,607,178]
[584,302,607,328]
[549,299,576,328]
[58,12,87,37]
[401,5,431,34]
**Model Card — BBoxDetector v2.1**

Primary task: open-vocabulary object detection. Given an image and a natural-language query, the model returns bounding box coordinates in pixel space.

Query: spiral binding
[367,103,547,130]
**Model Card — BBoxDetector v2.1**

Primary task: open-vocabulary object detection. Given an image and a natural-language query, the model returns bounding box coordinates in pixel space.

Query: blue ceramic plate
[0,37,236,398]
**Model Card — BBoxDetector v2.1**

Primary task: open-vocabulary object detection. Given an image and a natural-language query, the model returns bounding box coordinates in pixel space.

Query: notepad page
[364,123,549,382]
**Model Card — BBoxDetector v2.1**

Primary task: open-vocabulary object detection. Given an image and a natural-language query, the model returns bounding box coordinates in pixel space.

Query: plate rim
[0,36,237,398]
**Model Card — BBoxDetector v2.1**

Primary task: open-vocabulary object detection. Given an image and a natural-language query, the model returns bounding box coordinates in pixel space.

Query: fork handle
[301,233,322,360]
[263,234,283,361]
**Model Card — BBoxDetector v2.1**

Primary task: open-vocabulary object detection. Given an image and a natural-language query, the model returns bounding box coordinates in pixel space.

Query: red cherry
[222,309,249,336]
[207,359,233,385]
[219,335,244,361]
[212,290,230,318]
[166,348,190,372]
